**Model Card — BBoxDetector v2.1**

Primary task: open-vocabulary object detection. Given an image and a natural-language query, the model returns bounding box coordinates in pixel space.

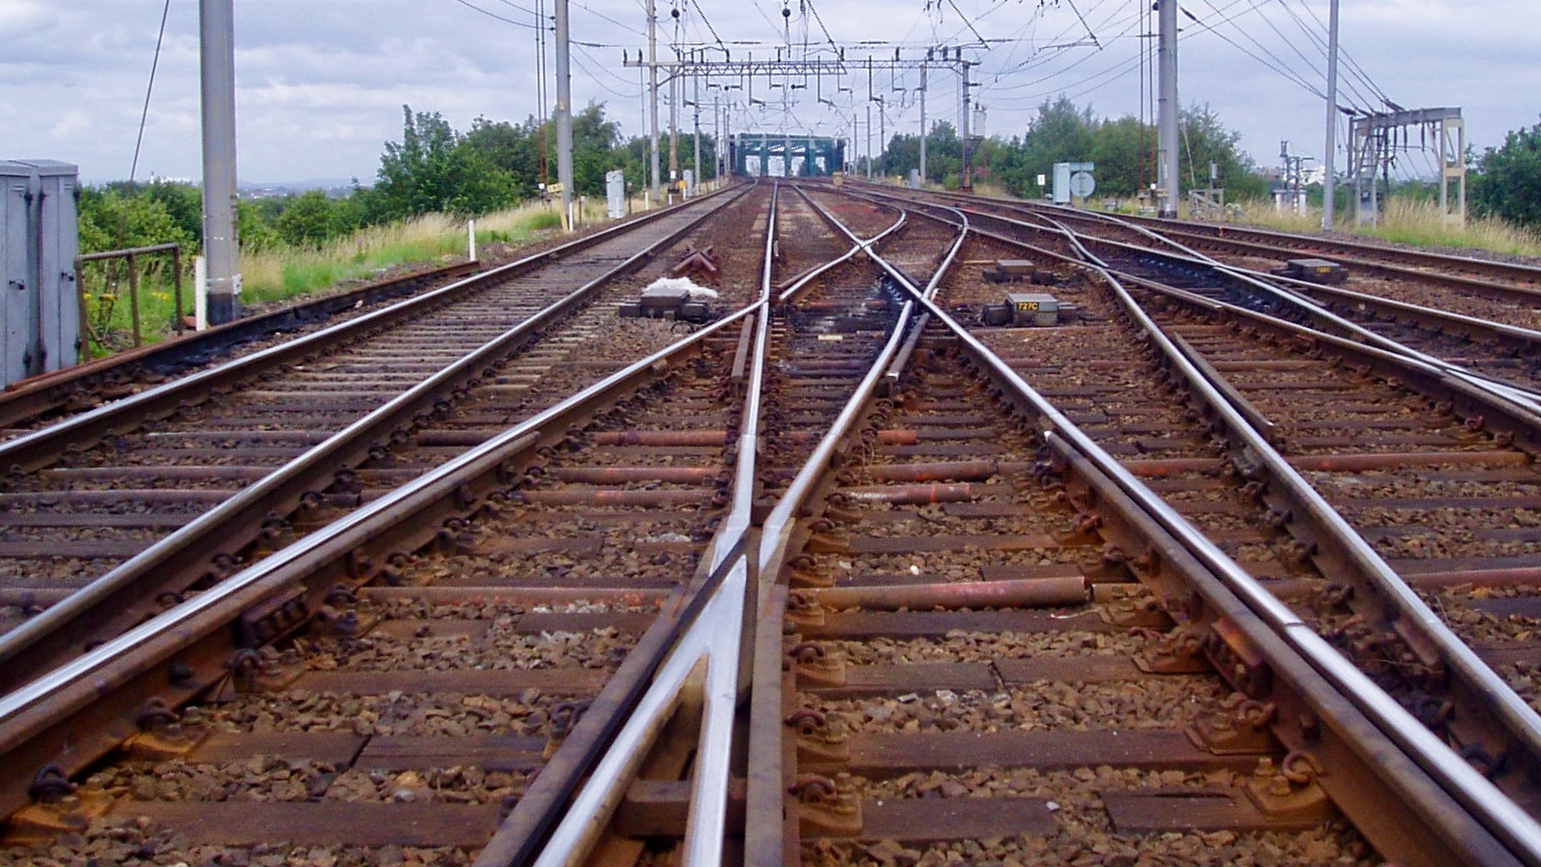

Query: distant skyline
[2,0,1538,186]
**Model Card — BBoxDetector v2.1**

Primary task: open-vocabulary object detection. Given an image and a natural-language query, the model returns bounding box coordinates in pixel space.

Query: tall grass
[1363,198,1541,257]
[1229,200,1323,234]
[1227,197,1541,258]
[242,200,565,304]
[80,201,579,356]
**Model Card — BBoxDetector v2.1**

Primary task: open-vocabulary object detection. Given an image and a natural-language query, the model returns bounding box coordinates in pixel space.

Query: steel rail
[0,296,761,824]
[884,182,1541,298]
[514,184,783,867]
[0,187,743,475]
[777,188,907,307]
[871,191,1541,402]
[950,205,1541,800]
[1213,262,1541,406]
[0,260,480,430]
[0,186,754,695]
[997,215,1541,864]
[777,188,1532,865]
[1032,209,1541,441]
[757,187,966,582]
[1106,208,1541,303]
[1093,223,1538,395]
[928,195,1541,421]
[743,188,941,867]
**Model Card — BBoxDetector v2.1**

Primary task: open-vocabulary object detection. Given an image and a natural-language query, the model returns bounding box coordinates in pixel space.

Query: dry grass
[241,201,572,305]
[1227,197,1541,258]
[86,186,731,356]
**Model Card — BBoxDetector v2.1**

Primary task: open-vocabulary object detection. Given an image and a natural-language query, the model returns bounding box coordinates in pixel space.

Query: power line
[128,0,173,188]
[449,0,539,29]
[1186,0,1326,99]
[688,0,728,52]
[571,0,634,33]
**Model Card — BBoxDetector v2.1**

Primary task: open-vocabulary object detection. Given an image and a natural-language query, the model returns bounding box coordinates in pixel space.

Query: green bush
[527,211,563,231]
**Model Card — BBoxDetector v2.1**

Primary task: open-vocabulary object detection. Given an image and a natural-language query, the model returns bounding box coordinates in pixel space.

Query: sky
[2,0,1539,187]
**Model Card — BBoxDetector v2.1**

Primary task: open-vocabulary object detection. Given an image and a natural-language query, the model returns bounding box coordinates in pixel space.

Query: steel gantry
[624,50,977,182]
[1349,106,1467,227]
[730,134,844,177]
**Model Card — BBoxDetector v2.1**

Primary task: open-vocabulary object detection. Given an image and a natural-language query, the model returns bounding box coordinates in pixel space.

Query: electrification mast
[199,0,241,324]
[1157,0,1180,218]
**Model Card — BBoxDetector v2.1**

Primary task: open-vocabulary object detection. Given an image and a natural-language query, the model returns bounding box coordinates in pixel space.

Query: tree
[1179,104,1267,199]
[569,102,624,195]
[237,200,281,252]
[1091,116,1150,197]
[464,115,544,197]
[276,190,340,248]
[77,188,197,254]
[367,106,518,222]
[1471,117,1541,228]
[142,181,203,242]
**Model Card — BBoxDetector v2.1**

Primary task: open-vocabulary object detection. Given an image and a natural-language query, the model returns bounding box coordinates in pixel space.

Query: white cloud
[1,0,1538,183]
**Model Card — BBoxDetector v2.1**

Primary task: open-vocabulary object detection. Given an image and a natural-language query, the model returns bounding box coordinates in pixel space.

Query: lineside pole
[1321,0,1340,231]
[1157,0,1180,218]
[919,62,927,185]
[669,69,680,191]
[555,0,575,230]
[648,0,661,201]
[692,69,701,194]
[199,0,241,324]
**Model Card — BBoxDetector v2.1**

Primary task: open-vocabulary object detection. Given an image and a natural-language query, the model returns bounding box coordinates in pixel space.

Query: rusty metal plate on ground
[291,668,608,696]
[1103,788,1331,832]
[808,662,997,696]
[852,797,1056,841]
[108,801,501,847]
[830,730,1267,776]
[803,610,1123,639]
[190,732,366,765]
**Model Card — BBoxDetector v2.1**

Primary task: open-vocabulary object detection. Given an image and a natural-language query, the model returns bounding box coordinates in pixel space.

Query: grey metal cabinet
[0,160,80,386]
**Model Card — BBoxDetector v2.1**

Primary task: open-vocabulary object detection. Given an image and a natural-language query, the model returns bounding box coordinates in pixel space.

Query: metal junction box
[616,282,714,323]
[1281,258,1347,285]
[0,160,81,385]
[1007,292,1060,327]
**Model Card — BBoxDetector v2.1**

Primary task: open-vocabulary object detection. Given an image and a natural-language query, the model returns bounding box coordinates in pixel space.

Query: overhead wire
[572,43,644,98]
[570,0,636,33]
[1282,0,1391,105]
[127,0,173,190]
[451,0,539,29]
[1271,0,1385,111]
[688,0,728,52]
[1186,0,1325,99]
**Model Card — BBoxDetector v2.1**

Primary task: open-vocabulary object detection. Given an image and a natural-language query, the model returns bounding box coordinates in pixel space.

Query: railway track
[0,181,792,863]
[901,188,1541,405]
[0,260,481,435]
[0,180,948,865]
[0,185,759,686]
[730,190,1539,867]
[4,181,1541,865]
[891,191,1541,805]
